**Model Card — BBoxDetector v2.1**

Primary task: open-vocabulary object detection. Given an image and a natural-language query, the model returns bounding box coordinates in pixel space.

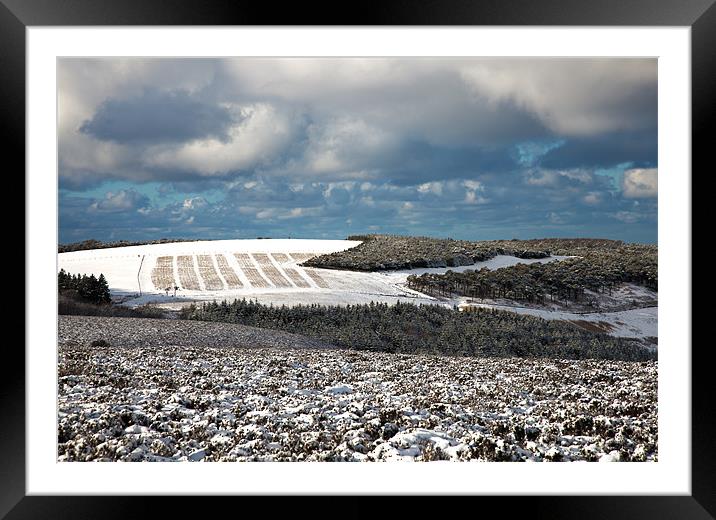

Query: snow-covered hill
[58,239,359,295]
[57,238,565,308]
[58,238,656,342]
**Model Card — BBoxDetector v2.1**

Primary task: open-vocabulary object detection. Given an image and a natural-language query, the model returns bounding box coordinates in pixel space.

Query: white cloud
[525,170,558,186]
[255,208,276,220]
[462,179,487,205]
[460,59,656,136]
[464,190,488,205]
[277,207,323,220]
[612,211,642,223]
[417,182,444,195]
[144,103,297,175]
[300,117,397,177]
[88,189,148,213]
[547,212,568,224]
[583,192,602,205]
[182,197,207,210]
[622,168,657,198]
[322,181,357,199]
[525,169,592,187]
[463,180,483,191]
[220,58,402,103]
[560,170,592,183]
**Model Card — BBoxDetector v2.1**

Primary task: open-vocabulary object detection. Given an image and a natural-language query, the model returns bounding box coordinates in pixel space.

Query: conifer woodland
[57,269,111,304]
[57,269,164,318]
[181,299,654,361]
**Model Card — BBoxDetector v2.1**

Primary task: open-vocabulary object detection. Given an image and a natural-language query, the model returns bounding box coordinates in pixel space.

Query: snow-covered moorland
[59,342,657,462]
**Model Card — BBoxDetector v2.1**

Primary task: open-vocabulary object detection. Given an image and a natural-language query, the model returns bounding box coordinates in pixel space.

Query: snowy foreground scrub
[58,344,657,462]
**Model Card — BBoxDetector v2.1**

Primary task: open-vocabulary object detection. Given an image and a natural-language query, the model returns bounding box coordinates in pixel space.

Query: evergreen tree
[97,274,111,303]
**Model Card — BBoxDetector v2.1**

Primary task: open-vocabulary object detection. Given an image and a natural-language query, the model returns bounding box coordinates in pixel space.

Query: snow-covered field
[58,239,360,297]
[58,343,657,462]
[57,239,568,309]
[58,239,656,342]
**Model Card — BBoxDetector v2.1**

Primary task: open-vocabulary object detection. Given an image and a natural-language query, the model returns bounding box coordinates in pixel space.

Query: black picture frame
[7,0,712,517]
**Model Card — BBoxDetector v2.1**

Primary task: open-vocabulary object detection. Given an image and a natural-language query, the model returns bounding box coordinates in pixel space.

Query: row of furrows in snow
[149,252,327,293]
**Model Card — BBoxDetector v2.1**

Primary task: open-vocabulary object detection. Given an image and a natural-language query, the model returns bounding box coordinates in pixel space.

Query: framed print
[7,0,713,517]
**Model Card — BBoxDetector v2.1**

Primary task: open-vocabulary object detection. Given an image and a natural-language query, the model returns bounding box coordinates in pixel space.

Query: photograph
[55,56,660,463]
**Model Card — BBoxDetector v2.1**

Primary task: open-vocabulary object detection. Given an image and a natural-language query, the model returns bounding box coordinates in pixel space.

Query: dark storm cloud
[539,131,657,170]
[58,169,112,191]
[382,141,519,185]
[80,88,234,145]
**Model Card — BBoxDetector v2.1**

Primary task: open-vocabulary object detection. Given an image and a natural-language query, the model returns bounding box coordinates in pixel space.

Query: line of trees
[180,299,655,361]
[58,269,111,304]
[58,238,195,253]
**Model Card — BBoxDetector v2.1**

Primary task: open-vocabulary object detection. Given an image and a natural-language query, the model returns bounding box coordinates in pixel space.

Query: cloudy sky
[58,58,657,244]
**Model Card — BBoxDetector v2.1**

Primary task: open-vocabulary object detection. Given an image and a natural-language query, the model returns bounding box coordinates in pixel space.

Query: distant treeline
[303,234,550,271]
[58,238,196,253]
[408,246,657,305]
[58,236,294,253]
[181,299,655,362]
